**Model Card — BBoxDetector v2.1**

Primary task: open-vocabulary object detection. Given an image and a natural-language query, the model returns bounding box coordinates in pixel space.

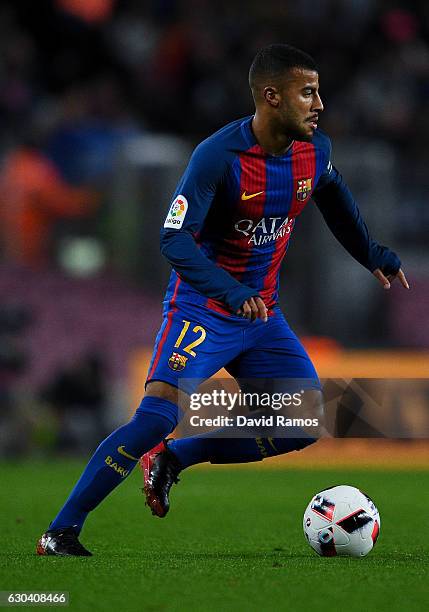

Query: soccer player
[37,44,408,555]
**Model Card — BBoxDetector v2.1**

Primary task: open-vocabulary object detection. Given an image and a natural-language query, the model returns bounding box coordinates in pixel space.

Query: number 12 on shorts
[174,320,206,357]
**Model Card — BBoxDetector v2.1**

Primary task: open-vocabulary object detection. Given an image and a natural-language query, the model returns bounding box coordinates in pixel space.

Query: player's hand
[372,268,410,290]
[237,297,268,322]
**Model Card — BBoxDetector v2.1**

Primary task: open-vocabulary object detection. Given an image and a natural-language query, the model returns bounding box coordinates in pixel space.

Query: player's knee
[144,380,190,416]
[145,381,179,403]
[129,408,174,440]
[133,393,181,438]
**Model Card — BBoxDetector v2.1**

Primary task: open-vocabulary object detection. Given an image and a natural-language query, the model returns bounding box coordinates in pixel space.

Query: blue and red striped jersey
[160,115,400,315]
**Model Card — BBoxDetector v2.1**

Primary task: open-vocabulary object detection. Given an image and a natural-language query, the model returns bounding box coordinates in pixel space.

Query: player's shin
[48,397,179,533]
[210,434,317,463]
[169,433,317,467]
[169,389,325,467]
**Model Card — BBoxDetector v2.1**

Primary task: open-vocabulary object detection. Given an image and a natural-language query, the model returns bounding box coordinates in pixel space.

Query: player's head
[249,43,323,141]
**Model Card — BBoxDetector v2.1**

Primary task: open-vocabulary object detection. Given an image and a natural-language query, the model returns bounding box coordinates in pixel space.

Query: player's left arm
[312,139,409,290]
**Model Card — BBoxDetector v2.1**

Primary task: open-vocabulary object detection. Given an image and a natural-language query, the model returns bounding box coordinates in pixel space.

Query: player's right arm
[160,140,261,315]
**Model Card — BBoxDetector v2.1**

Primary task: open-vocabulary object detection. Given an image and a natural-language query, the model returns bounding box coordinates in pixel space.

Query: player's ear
[263,86,280,108]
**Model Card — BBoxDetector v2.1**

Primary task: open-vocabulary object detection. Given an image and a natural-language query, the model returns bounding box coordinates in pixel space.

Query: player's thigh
[146,303,243,396]
[227,311,319,384]
[226,312,324,432]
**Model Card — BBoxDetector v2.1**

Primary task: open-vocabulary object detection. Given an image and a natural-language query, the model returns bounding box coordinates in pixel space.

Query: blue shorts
[146,301,319,394]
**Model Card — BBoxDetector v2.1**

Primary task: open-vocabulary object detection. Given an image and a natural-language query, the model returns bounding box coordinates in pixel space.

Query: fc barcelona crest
[296,178,312,202]
[168,351,188,371]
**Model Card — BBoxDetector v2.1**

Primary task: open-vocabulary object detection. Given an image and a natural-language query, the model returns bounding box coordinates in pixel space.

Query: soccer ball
[303,485,380,557]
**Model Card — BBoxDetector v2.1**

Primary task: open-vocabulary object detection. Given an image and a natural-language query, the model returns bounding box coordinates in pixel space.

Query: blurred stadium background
[0,0,428,463]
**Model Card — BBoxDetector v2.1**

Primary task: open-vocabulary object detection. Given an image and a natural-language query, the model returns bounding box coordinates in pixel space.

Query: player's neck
[251,112,294,156]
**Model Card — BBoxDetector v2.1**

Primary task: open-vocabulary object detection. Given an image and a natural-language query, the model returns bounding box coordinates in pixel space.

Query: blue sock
[49,397,178,533]
[169,433,316,469]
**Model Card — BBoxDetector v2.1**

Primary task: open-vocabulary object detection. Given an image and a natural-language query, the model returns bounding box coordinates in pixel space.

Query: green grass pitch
[1,460,428,611]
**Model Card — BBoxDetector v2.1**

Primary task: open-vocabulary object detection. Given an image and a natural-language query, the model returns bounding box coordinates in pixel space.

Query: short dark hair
[249,43,317,92]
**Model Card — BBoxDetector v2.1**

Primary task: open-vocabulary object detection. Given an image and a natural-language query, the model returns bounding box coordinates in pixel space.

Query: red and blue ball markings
[311,493,378,557]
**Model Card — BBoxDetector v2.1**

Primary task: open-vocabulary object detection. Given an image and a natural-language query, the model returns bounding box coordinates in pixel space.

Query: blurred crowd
[1,1,429,140]
[1,0,429,142]
[0,0,428,265]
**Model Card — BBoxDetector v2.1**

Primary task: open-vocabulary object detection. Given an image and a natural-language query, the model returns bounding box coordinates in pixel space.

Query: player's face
[278,68,323,141]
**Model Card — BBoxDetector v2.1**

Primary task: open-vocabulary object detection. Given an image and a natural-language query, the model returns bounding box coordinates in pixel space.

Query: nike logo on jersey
[117,445,139,461]
[241,190,264,200]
